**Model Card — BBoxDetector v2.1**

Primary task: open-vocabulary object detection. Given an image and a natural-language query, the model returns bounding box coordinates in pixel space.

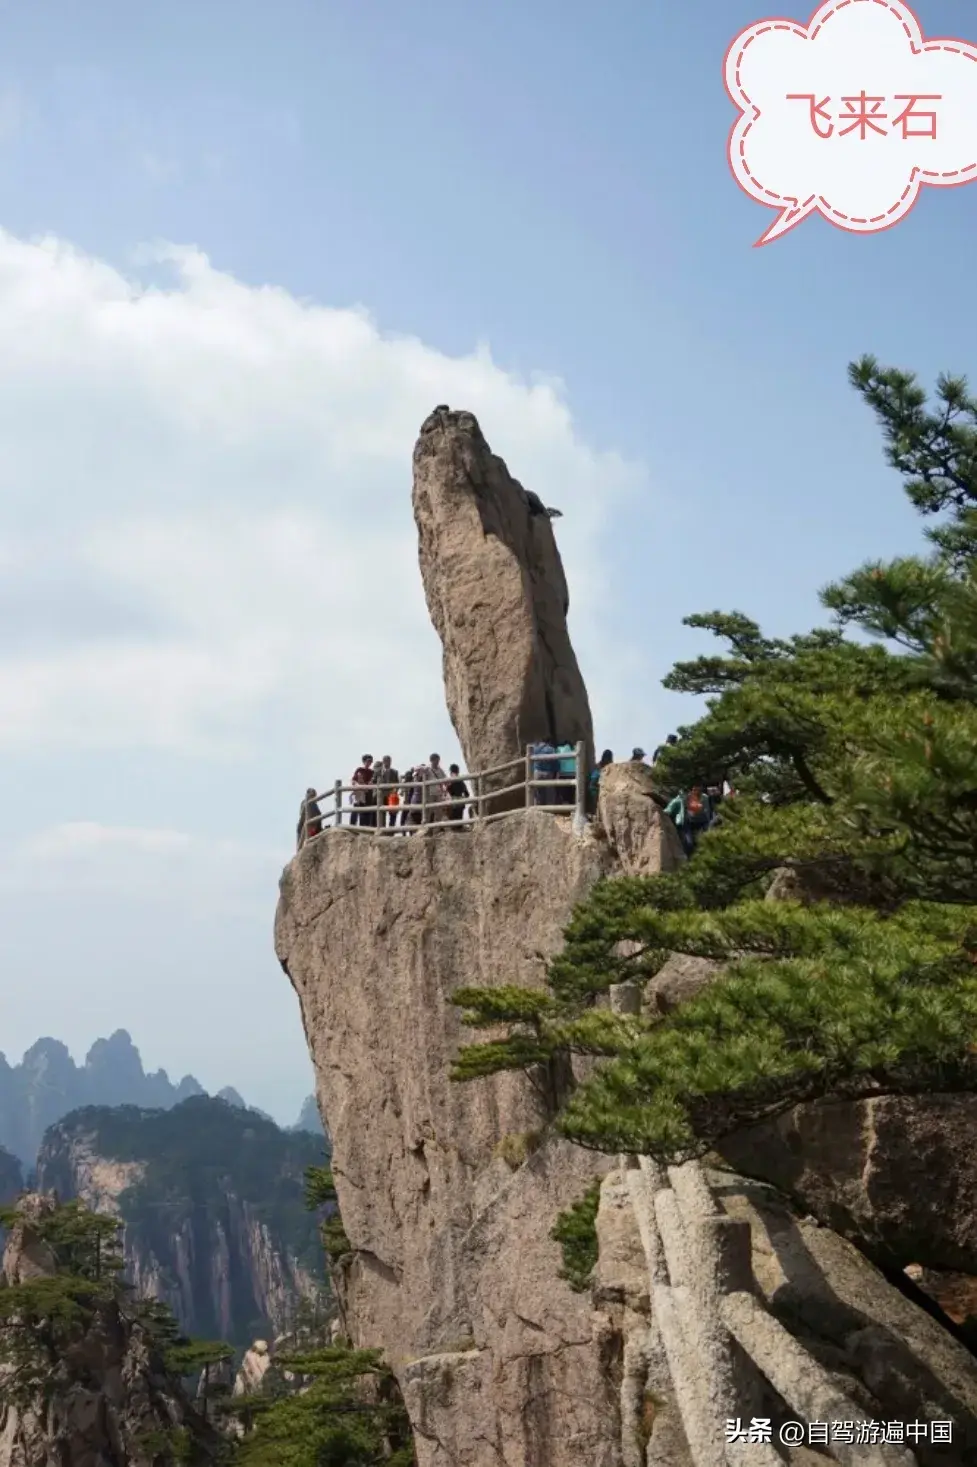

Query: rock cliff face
[413,406,593,802]
[720,1094,977,1279]
[278,811,633,1465]
[36,1097,328,1346]
[276,410,977,1465]
[0,1148,22,1206]
[278,798,977,1465]
[0,1194,221,1467]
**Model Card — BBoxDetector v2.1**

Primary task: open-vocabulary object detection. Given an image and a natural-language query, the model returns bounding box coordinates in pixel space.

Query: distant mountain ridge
[0,1029,325,1169]
[0,1029,247,1168]
[36,1095,330,1346]
[293,1093,327,1138]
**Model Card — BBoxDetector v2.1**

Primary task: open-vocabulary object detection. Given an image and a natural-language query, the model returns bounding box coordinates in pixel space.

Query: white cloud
[0,818,305,1122]
[0,230,651,1119]
[0,820,281,913]
[0,230,643,768]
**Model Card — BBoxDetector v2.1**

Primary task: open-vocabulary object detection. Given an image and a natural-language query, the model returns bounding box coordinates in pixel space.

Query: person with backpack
[446,764,470,824]
[665,783,713,857]
[588,749,613,809]
[373,756,399,830]
[555,742,576,805]
[296,787,322,849]
[350,755,376,828]
[529,740,558,805]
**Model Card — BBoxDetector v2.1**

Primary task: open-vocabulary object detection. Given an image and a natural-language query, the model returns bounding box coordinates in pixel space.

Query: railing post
[574,740,586,825]
[334,778,342,828]
[525,745,533,807]
[421,769,428,826]
[471,771,479,824]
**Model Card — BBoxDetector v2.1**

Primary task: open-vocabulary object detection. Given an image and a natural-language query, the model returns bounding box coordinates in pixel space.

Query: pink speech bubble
[725,0,977,245]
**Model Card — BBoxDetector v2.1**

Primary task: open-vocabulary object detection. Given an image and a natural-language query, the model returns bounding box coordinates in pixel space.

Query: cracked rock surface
[412,407,593,803]
[276,412,977,1464]
[276,813,624,1466]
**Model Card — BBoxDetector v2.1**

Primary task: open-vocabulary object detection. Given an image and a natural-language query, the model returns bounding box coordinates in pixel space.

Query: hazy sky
[1,0,974,1123]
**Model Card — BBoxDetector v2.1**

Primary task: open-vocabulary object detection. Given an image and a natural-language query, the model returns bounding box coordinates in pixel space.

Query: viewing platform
[300,741,589,842]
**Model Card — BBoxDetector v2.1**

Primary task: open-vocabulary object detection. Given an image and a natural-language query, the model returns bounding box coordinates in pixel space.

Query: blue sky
[0,0,974,1124]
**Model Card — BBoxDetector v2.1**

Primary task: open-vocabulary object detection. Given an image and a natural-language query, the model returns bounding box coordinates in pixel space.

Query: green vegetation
[132,1426,196,1464]
[550,1180,601,1291]
[0,1198,227,1463]
[168,1338,236,1421]
[1,1141,416,1463]
[69,1096,326,1268]
[304,1163,351,1264]
[450,356,977,1179]
[48,1096,328,1342]
[0,1201,124,1402]
[224,1163,415,1466]
[224,1344,414,1467]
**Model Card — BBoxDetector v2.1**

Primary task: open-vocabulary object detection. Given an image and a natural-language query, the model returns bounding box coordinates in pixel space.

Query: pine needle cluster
[222,1163,415,1466]
[450,355,977,1173]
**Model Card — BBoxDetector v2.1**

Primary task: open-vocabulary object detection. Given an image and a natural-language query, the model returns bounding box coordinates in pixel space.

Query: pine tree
[224,1345,414,1467]
[303,1164,351,1265]
[0,1200,126,1400]
[449,355,977,1168]
[550,1182,601,1292]
[166,1338,236,1422]
[222,1164,415,1466]
[0,1198,236,1466]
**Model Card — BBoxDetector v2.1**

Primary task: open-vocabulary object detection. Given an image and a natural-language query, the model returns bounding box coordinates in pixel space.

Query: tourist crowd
[590,738,734,858]
[296,736,732,857]
[297,755,471,846]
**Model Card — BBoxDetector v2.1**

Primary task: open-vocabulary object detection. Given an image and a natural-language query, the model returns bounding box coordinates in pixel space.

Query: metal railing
[297,741,588,846]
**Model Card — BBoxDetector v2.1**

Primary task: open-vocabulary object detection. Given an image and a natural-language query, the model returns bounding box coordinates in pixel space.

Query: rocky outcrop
[274,525,684,1462]
[277,810,630,1465]
[720,1094,977,1279]
[277,410,977,1464]
[278,791,977,1464]
[594,1160,977,1466]
[0,1194,221,1467]
[233,1339,273,1397]
[36,1099,328,1345]
[413,407,593,803]
[908,1267,977,1334]
[596,760,684,876]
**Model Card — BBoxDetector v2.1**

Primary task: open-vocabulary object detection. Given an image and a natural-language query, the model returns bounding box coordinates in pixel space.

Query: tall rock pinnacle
[412,407,594,793]
[280,414,977,1461]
